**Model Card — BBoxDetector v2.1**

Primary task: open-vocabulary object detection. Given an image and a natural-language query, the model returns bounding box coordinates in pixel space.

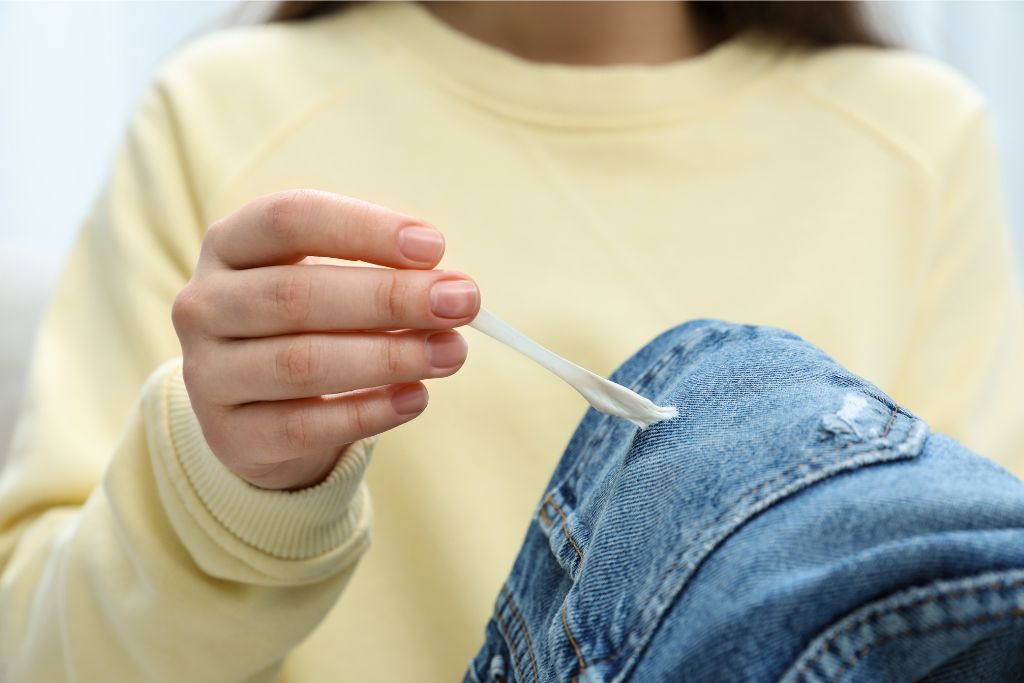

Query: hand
[171,190,479,490]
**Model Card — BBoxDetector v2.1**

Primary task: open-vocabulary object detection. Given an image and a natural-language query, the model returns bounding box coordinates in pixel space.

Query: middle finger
[204,264,480,337]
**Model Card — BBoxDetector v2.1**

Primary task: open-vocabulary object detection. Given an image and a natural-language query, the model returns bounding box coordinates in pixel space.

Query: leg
[465,320,1024,683]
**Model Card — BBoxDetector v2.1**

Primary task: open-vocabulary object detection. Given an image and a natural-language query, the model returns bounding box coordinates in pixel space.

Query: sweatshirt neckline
[349,1,782,126]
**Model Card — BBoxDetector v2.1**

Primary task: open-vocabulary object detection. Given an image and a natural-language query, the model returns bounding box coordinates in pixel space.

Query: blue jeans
[465,321,1024,682]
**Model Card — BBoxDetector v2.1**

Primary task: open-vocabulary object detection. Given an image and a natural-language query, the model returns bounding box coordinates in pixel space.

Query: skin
[174,3,705,491]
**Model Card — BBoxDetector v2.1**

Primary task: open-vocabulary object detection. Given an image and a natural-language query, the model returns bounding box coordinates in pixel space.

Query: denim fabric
[465,321,1024,683]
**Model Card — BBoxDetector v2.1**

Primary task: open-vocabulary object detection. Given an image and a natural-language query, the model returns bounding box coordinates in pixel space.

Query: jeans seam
[795,576,1024,682]
[551,338,693,681]
[545,494,585,564]
[665,419,893,575]
[569,418,895,678]
[672,404,899,570]
[494,606,527,683]
[610,406,917,680]
[828,606,1024,682]
[539,505,552,525]
[501,585,540,683]
[882,405,897,437]
[548,325,906,679]
[563,602,588,678]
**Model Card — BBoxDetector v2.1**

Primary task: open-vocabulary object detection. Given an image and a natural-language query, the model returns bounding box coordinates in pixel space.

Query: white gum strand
[468,307,678,429]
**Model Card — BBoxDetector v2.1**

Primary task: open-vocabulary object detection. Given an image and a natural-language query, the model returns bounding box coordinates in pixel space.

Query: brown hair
[265,1,887,48]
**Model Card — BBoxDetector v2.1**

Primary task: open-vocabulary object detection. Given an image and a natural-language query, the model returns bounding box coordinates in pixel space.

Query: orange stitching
[545,495,585,563]
[666,438,861,573]
[803,577,1024,673]
[666,410,915,574]
[828,606,1024,682]
[539,506,552,525]
[614,403,917,672]
[501,585,540,682]
[796,577,1024,681]
[551,395,911,676]
[882,406,897,437]
[563,602,587,674]
[493,609,526,683]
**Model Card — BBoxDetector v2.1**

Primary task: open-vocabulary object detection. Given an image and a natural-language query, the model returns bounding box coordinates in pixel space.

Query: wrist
[146,359,378,565]
[283,447,349,491]
[225,446,348,491]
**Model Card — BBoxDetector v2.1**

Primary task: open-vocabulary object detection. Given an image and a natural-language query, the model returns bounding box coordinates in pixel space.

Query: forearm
[1,361,374,682]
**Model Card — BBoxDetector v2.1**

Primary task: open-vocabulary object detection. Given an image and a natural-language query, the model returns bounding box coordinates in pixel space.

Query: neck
[421,1,708,66]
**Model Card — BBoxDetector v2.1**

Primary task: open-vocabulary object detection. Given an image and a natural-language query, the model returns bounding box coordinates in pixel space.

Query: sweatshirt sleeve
[0,68,376,681]
[891,106,1024,475]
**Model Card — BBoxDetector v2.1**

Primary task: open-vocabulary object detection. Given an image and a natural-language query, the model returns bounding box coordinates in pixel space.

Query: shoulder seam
[771,68,939,188]
[200,53,398,223]
[151,81,209,269]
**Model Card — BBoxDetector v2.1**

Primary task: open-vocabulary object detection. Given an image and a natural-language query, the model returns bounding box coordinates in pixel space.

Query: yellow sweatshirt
[2,3,1022,680]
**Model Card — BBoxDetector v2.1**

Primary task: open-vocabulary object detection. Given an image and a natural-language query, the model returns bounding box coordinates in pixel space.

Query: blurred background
[1,2,1023,452]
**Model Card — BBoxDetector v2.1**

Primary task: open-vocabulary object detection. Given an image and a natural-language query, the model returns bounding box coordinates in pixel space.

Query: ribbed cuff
[144,358,376,565]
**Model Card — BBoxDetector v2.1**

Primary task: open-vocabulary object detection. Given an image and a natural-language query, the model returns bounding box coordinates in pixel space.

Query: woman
[1,1,1021,680]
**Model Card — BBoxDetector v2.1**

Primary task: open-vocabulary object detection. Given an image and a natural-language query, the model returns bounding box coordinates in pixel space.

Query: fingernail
[398,226,445,264]
[426,331,468,369]
[429,280,479,319]
[391,384,428,415]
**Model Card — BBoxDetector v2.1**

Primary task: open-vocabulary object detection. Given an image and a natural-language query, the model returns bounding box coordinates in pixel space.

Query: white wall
[1,2,1022,454]
[0,2,229,248]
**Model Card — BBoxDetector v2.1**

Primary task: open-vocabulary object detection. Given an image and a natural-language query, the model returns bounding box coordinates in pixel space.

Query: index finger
[205,190,445,270]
